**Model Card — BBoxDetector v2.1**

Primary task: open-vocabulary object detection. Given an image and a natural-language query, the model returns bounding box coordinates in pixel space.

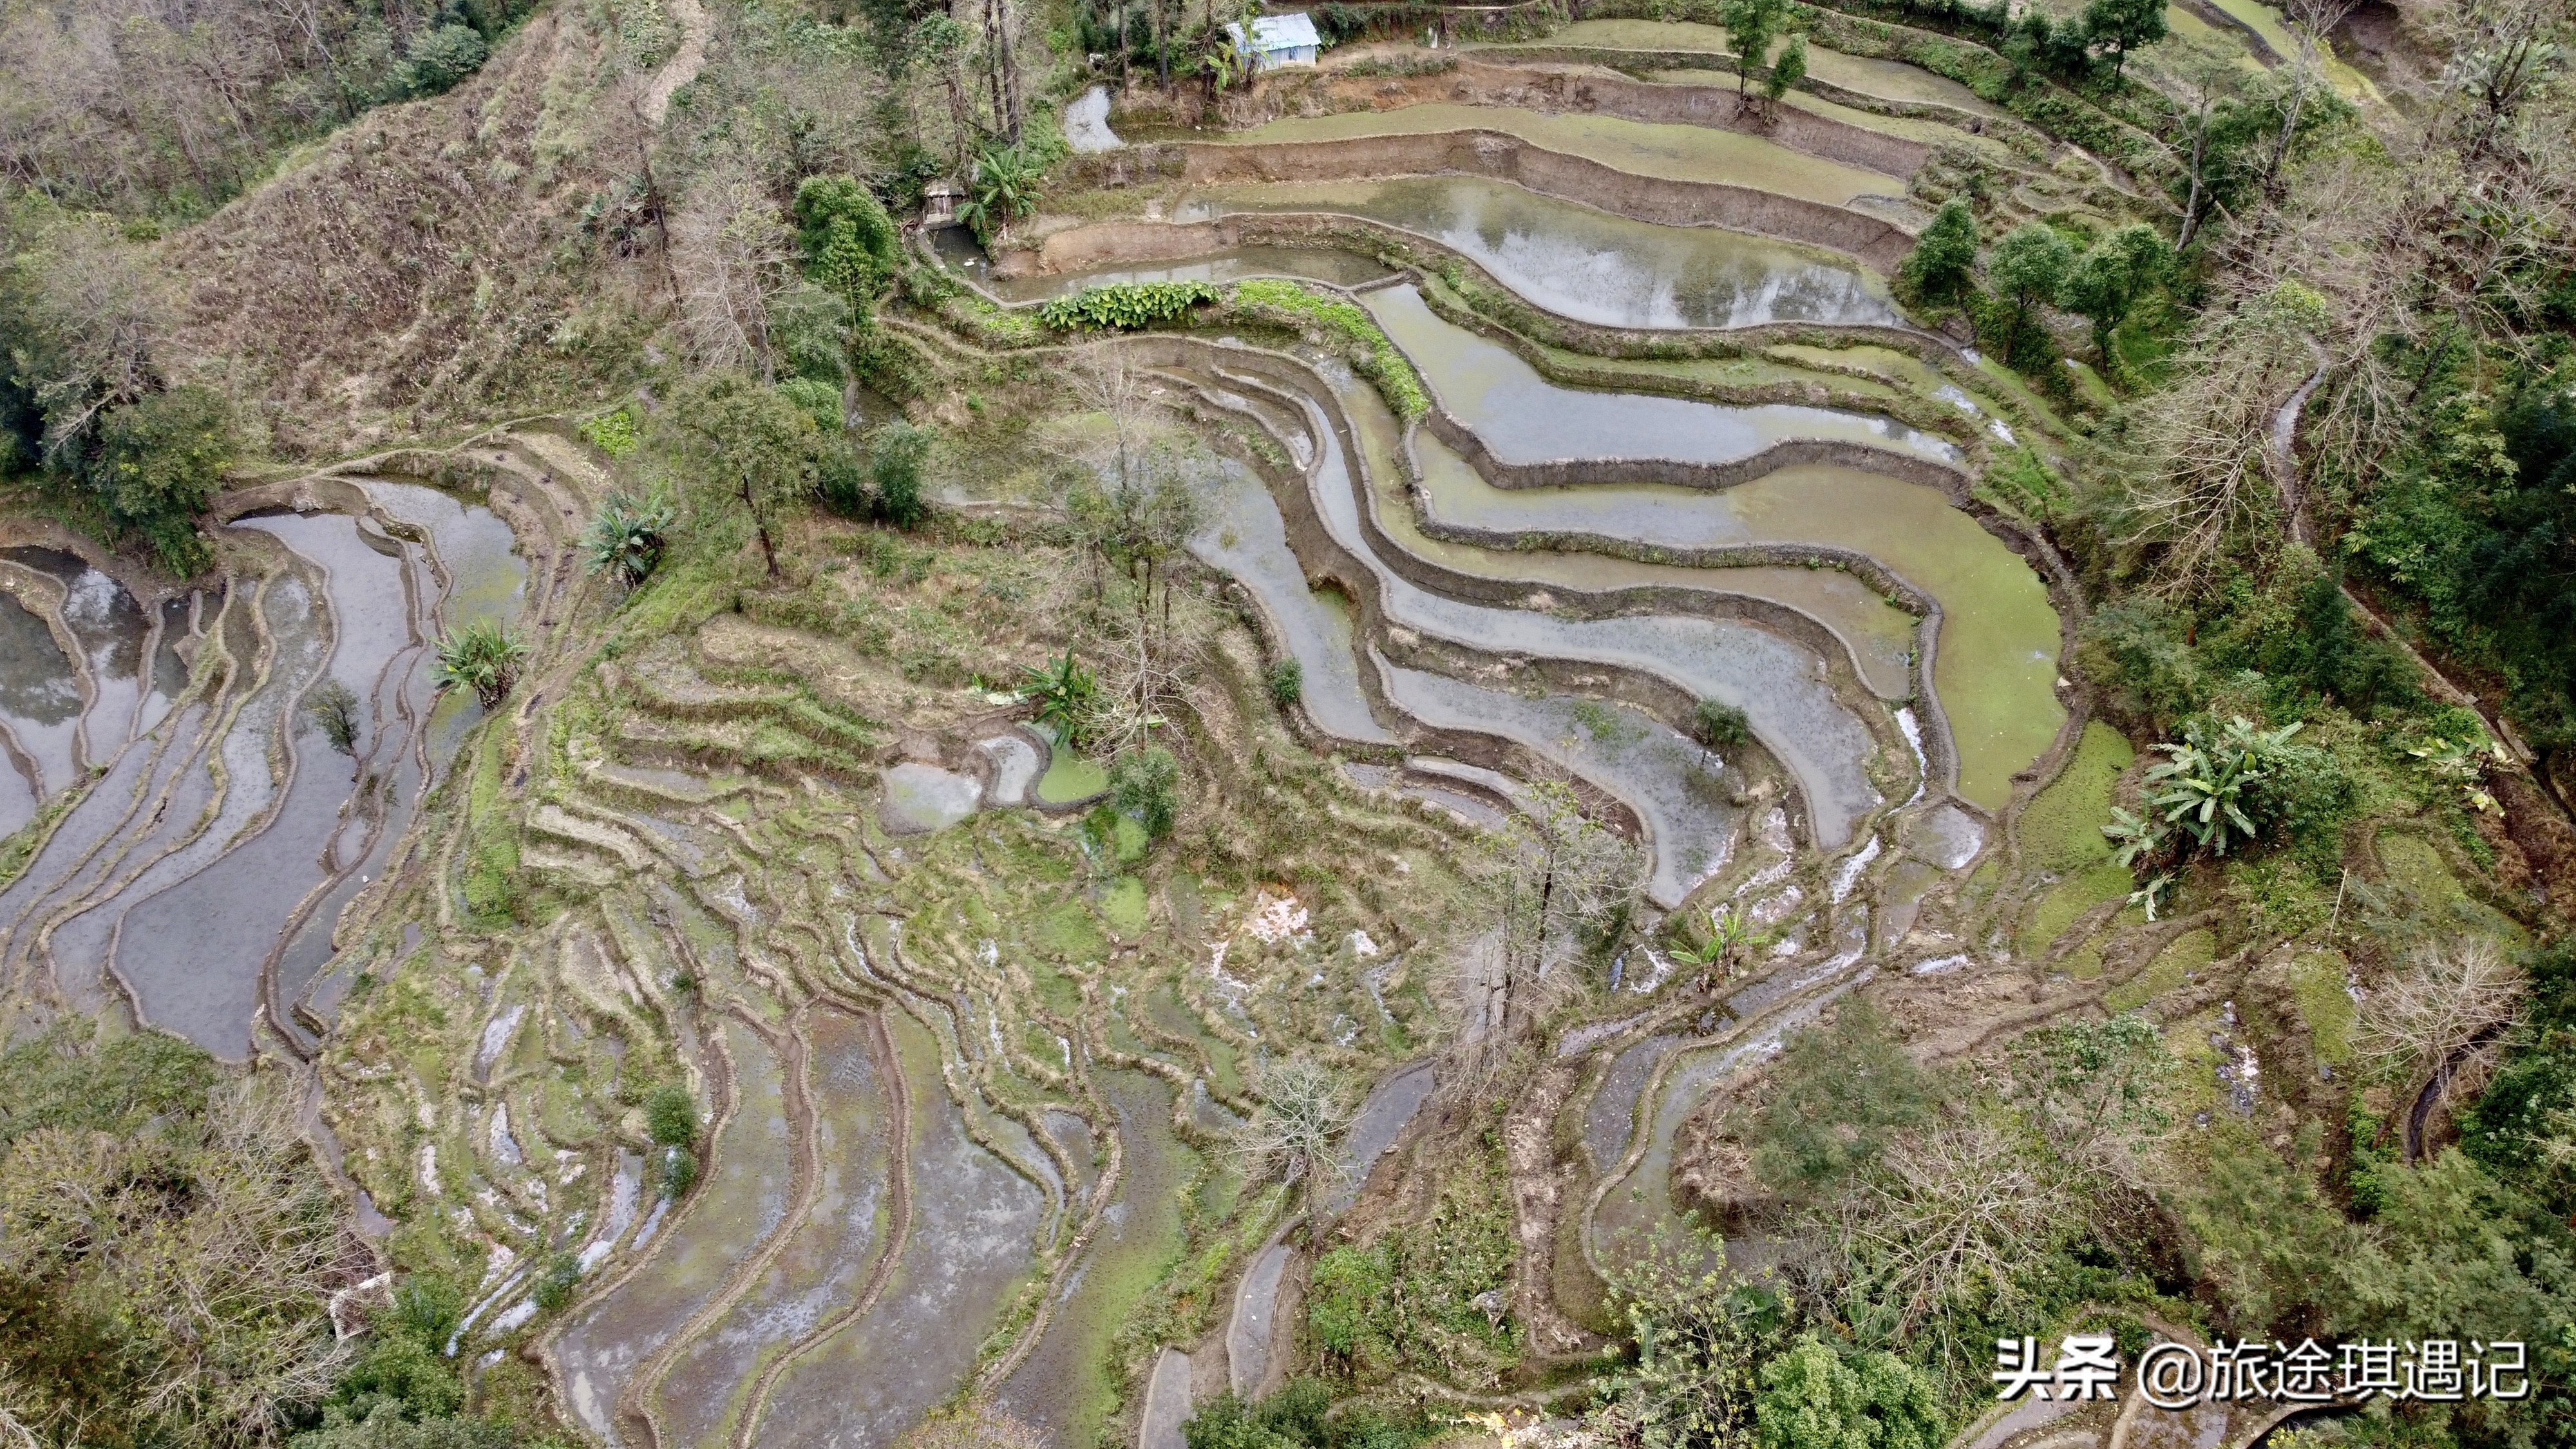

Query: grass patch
[1228,278,1430,422]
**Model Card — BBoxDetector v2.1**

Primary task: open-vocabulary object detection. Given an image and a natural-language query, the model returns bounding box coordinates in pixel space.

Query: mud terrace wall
[1245,57,1935,178]
[1170,131,1918,273]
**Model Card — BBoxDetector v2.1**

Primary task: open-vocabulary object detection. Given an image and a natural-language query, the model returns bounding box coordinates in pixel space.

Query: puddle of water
[1330,1061,1437,1211]
[1378,659,1740,908]
[554,1019,800,1444]
[1218,102,1905,207]
[996,1074,1189,1443]
[978,735,1042,806]
[1911,800,1985,869]
[754,1010,1043,1448]
[1064,83,1123,153]
[654,1009,892,1449]
[1227,1241,1293,1396]
[881,762,982,834]
[1035,743,1110,805]
[1365,283,1959,469]
[1184,175,1899,329]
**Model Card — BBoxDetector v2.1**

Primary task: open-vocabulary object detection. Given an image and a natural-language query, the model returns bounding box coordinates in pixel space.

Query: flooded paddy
[940,229,1393,301]
[1215,103,1906,207]
[1402,428,2063,808]
[1497,19,2009,114]
[752,1011,1043,1448]
[1178,176,1900,329]
[1363,285,1959,469]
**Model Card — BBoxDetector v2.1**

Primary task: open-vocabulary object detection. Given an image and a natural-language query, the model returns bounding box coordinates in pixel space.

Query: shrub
[1037,280,1222,331]
[531,1253,581,1312]
[1693,699,1754,750]
[1266,658,1303,708]
[777,376,845,434]
[1900,198,1978,304]
[1754,1335,1945,1449]
[658,1144,699,1198]
[644,1083,698,1145]
[579,407,641,457]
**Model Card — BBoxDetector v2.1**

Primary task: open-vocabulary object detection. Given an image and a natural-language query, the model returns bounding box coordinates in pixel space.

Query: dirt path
[642,0,710,128]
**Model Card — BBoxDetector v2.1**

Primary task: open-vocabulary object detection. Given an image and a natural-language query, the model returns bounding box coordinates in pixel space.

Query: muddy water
[115,511,437,1058]
[1403,431,1918,698]
[996,1074,1189,1444]
[558,1019,801,1446]
[1586,1032,1681,1170]
[1367,284,1958,468]
[755,1010,1042,1448]
[1379,659,1743,907]
[1301,364,1883,844]
[1405,428,2063,807]
[0,585,84,810]
[9,549,149,762]
[1186,455,1395,745]
[657,1009,893,1449]
[1182,176,1899,329]
[1217,103,1905,207]
[361,479,529,628]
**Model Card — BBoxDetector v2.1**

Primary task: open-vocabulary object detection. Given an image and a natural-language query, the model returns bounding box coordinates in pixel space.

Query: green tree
[1694,699,1754,751]
[1718,0,1788,102]
[667,372,822,579]
[1110,744,1182,839]
[2059,243,2135,359]
[1764,35,1808,103]
[432,620,527,710]
[1991,223,2078,319]
[93,384,230,575]
[581,490,676,590]
[304,680,363,757]
[791,175,902,304]
[1754,1336,1945,1449]
[1899,200,1979,305]
[2079,0,2166,75]
[868,420,936,529]
[402,24,490,95]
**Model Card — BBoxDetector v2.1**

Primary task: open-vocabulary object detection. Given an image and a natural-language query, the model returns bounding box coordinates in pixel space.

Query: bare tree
[669,169,799,379]
[2264,0,2365,189]
[1482,775,1641,1036]
[6,210,173,459]
[1233,1054,1355,1195]
[2353,936,2525,1089]
[1820,1124,2072,1338]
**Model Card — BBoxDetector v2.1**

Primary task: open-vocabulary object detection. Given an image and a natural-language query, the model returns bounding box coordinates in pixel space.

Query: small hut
[922,180,964,229]
[1224,11,1321,70]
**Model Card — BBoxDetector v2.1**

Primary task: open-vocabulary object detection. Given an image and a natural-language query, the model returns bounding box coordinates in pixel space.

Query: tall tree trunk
[743,478,781,578]
[1155,0,1170,90]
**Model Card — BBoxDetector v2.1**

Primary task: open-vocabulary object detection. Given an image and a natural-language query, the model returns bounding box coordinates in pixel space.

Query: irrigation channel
[0,15,2139,1444]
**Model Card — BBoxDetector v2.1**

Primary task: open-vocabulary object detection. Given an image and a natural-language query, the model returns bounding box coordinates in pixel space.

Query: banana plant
[1021,650,1099,746]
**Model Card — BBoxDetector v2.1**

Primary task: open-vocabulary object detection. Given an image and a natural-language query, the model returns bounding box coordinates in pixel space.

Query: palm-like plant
[955,146,1043,245]
[582,490,675,591]
[2138,715,2302,855]
[1021,651,1098,745]
[435,619,529,710]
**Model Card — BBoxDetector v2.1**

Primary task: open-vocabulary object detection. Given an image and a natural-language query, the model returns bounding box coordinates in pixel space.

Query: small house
[922,180,963,229]
[1225,11,1321,70]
